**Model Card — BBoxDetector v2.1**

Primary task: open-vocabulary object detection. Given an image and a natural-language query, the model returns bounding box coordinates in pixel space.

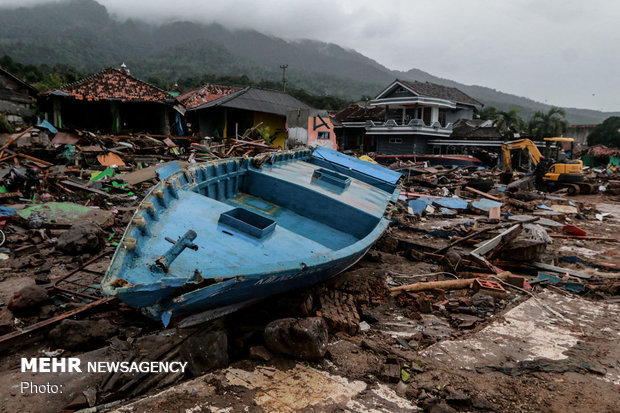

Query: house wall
[287,109,337,150]
[0,72,35,125]
[564,124,597,145]
[253,111,287,148]
[375,135,430,155]
[446,108,473,125]
[306,113,337,150]
[198,107,226,138]
[52,99,171,134]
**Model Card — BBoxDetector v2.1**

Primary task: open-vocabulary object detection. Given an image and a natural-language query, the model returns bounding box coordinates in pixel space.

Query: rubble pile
[0,126,619,412]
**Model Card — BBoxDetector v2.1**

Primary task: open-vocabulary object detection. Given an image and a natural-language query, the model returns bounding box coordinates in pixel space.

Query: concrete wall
[564,124,597,145]
[287,109,337,150]
[0,71,35,125]
[446,108,473,125]
[253,111,287,148]
[375,135,430,155]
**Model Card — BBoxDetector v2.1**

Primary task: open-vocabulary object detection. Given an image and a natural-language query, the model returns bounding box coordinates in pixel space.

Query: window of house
[318,131,330,140]
[389,137,403,144]
[423,108,431,125]
[438,109,446,126]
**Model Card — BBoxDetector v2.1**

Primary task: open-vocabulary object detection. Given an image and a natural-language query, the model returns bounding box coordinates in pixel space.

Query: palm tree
[477,106,498,121]
[494,108,526,139]
[528,107,568,139]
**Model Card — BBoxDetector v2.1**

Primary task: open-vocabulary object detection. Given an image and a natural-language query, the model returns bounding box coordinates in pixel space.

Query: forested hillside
[1,0,618,123]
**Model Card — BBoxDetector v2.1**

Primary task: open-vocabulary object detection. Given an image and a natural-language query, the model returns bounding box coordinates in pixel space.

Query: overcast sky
[3,0,619,112]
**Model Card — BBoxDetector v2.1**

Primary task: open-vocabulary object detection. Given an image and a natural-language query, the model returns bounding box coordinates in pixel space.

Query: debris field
[0,126,619,413]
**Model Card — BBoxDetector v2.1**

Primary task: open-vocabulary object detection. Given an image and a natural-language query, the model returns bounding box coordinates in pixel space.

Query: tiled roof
[332,104,385,122]
[190,87,312,115]
[178,84,241,110]
[49,68,172,103]
[398,79,482,107]
[451,119,501,139]
[0,66,39,95]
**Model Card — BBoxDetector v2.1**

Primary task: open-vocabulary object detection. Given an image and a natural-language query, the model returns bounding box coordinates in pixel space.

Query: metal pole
[280,64,288,92]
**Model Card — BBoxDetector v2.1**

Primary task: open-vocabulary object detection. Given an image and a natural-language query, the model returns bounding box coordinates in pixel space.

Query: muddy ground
[0,193,619,412]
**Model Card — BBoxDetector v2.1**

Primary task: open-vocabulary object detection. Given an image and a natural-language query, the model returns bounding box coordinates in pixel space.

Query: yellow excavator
[501,137,594,194]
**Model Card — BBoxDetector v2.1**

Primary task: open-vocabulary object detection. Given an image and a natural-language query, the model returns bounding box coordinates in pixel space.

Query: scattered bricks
[319,290,360,335]
[472,278,506,299]
[0,310,14,335]
[506,274,526,289]
[375,236,399,253]
[445,389,472,407]
[417,295,433,313]
[379,363,401,383]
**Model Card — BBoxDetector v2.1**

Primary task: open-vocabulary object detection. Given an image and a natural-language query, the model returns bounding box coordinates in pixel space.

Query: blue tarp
[471,199,503,212]
[0,206,17,217]
[36,119,58,134]
[433,197,469,210]
[156,161,182,180]
[408,199,429,216]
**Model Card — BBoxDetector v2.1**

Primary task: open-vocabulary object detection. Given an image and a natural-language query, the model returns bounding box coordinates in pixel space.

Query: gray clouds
[1,0,618,111]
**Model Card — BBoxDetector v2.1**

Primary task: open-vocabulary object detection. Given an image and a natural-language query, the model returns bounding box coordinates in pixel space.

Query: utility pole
[280,64,288,93]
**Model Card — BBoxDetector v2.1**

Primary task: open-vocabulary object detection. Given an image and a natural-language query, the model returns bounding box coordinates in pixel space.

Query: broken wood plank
[0,191,23,199]
[464,186,502,202]
[470,224,522,256]
[529,262,591,279]
[390,272,513,295]
[16,152,54,166]
[433,226,495,255]
[0,126,34,152]
[550,235,618,242]
[118,161,190,185]
[60,180,111,196]
[507,198,535,211]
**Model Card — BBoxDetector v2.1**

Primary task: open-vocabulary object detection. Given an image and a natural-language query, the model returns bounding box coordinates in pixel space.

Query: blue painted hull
[101,149,400,325]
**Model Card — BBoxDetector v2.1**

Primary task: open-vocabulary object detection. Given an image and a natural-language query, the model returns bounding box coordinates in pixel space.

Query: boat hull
[101,148,399,325]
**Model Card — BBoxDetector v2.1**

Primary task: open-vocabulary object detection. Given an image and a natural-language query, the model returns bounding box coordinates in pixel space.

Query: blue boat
[101,148,401,326]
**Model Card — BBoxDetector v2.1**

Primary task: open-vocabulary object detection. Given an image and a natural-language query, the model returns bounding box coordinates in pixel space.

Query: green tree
[477,106,498,121]
[587,116,620,147]
[494,108,525,139]
[528,107,568,139]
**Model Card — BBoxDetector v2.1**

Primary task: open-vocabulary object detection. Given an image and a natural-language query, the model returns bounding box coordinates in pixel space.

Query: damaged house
[0,66,38,129]
[41,65,182,135]
[365,79,483,155]
[287,109,338,150]
[332,103,385,152]
[185,86,310,148]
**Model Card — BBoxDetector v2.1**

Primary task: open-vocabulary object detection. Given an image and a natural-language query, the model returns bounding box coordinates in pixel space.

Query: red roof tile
[178,84,241,110]
[52,68,172,103]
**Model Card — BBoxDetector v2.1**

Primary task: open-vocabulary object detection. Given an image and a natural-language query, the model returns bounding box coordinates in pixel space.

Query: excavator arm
[501,139,544,173]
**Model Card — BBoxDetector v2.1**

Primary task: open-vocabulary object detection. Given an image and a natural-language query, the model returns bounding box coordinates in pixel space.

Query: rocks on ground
[55,221,105,255]
[8,284,49,315]
[48,319,117,350]
[264,317,328,361]
[179,328,229,376]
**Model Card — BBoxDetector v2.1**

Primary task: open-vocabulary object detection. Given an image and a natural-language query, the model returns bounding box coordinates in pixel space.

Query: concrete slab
[421,291,620,386]
[112,363,419,412]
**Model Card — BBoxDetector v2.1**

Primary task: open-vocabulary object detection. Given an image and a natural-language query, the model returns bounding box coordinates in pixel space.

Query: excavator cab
[501,137,593,194]
[542,137,584,184]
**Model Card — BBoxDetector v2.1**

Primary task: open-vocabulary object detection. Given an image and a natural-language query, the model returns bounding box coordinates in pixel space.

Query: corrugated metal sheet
[191,87,311,115]
[312,147,402,185]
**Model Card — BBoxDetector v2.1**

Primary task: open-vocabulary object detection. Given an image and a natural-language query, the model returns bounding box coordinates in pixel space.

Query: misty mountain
[0,0,617,124]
